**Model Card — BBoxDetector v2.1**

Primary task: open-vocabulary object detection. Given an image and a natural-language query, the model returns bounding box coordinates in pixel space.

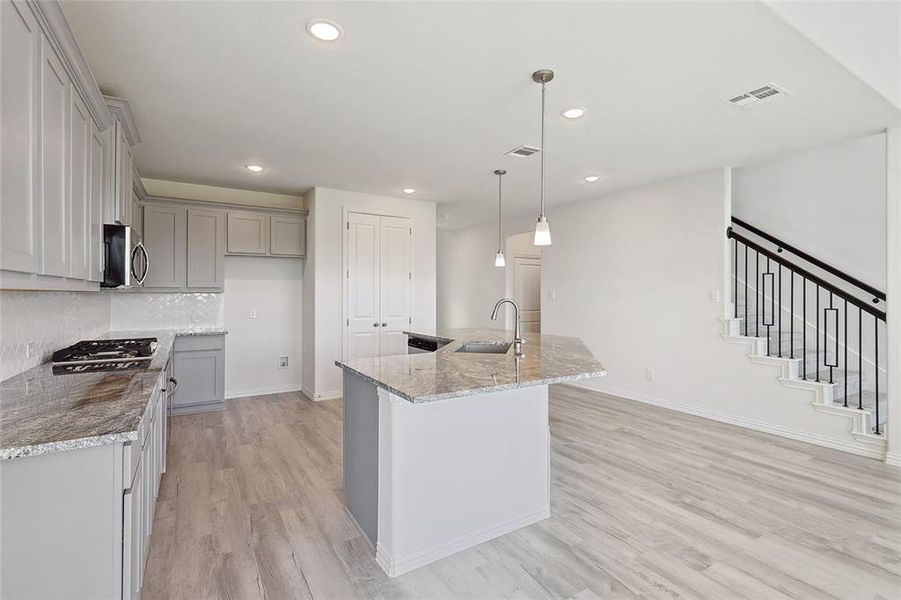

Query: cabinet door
[186,208,225,288]
[112,121,132,225]
[270,214,305,256]
[226,211,267,254]
[88,123,105,281]
[39,37,68,277]
[142,204,186,288]
[0,0,40,273]
[122,452,144,600]
[378,216,412,357]
[68,91,90,280]
[173,348,223,410]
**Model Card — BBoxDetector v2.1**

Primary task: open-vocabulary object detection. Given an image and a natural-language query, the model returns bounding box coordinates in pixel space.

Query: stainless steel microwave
[102,224,148,288]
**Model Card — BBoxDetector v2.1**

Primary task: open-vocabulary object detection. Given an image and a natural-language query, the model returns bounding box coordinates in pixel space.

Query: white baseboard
[225,384,302,400]
[301,384,342,402]
[571,381,886,460]
[885,451,901,468]
[375,505,550,577]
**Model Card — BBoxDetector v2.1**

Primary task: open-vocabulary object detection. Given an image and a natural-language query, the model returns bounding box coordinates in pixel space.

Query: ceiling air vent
[505,145,541,158]
[728,84,789,108]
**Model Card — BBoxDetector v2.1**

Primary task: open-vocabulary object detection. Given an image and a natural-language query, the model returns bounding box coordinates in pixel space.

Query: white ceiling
[62,1,901,230]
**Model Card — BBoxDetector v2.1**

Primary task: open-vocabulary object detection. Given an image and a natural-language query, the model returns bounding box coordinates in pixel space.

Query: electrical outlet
[250,308,257,319]
[709,289,721,303]
[645,368,655,381]
[279,355,289,369]
[26,342,36,359]
[549,289,556,301]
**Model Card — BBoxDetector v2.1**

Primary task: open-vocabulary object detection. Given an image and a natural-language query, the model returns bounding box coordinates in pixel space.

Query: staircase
[722,218,888,456]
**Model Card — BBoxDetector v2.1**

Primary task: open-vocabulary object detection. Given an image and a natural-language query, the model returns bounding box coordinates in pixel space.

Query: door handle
[373,322,379,327]
[381,323,388,327]
[168,377,178,394]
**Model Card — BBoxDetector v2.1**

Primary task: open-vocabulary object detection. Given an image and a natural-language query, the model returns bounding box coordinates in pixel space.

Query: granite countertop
[336,328,606,403]
[0,327,227,461]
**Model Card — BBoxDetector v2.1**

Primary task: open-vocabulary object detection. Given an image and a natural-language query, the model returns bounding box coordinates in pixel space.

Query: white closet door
[346,213,382,362]
[378,216,412,357]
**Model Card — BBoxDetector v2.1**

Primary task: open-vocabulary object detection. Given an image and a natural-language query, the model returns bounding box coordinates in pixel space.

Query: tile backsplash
[0,291,225,381]
[0,291,111,381]
[109,292,224,331]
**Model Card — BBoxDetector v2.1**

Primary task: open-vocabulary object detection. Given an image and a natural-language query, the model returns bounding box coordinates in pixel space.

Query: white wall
[223,256,302,398]
[304,187,436,398]
[437,215,533,330]
[0,291,110,380]
[733,133,887,289]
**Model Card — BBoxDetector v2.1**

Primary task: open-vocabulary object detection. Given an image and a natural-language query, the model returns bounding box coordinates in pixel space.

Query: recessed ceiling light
[584,175,600,182]
[307,18,343,41]
[245,164,264,172]
[561,107,586,120]
[402,188,416,194]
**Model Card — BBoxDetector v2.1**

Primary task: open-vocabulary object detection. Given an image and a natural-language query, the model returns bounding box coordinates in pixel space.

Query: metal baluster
[875,316,880,435]
[858,308,863,411]
[815,285,820,383]
[790,271,794,359]
[756,251,760,338]
[802,277,807,380]
[828,292,834,384]
[778,263,782,357]
[765,257,771,356]
[843,298,848,407]
[744,244,748,336]
[734,239,738,319]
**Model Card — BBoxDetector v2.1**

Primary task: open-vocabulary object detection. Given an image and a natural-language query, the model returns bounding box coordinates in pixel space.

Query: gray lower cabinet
[143,203,187,288]
[187,208,225,288]
[172,334,225,414]
[0,370,169,600]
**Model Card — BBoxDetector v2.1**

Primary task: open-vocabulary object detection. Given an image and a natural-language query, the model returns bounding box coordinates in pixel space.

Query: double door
[346,213,412,361]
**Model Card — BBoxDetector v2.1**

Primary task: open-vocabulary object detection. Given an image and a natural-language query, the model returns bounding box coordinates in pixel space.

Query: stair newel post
[778,262,782,358]
[790,269,794,359]
[816,285,820,383]
[859,307,863,411]
[875,314,880,435]
[802,277,807,380]
[734,238,738,319]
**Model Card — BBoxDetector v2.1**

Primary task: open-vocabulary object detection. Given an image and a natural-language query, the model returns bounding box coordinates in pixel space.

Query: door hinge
[346,318,349,326]
[347,222,350,230]
[346,270,349,279]
[409,317,412,324]
[409,227,412,236]
[409,271,412,280]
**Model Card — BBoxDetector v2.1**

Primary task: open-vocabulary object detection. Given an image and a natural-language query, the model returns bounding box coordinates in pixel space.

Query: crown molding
[28,1,114,131]
[132,167,147,200]
[103,95,142,146]
[142,194,309,217]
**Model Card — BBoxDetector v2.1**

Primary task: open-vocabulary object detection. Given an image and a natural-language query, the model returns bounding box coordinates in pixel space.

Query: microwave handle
[131,241,149,286]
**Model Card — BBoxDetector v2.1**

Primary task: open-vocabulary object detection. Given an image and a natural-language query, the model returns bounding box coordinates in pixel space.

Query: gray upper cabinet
[186,208,225,289]
[39,36,69,278]
[0,1,40,274]
[142,204,186,288]
[270,214,306,257]
[88,123,106,282]
[68,91,91,280]
[226,211,268,255]
[103,97,140,228]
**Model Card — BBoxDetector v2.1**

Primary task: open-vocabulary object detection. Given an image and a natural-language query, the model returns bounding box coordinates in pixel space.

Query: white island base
[343,371,551,577]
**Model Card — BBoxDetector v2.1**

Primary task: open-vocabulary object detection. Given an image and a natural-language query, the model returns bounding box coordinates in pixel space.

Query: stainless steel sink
[455,342,512,354]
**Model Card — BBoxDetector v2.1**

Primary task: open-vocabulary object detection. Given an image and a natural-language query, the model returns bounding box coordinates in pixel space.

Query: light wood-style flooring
[142,386,901,600]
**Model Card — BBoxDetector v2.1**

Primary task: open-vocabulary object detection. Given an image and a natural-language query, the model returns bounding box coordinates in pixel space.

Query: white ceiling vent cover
[505,145,541,158]
[728,84,790,108]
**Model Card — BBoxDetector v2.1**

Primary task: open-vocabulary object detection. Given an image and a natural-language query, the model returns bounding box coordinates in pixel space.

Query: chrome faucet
[490,298,524,356]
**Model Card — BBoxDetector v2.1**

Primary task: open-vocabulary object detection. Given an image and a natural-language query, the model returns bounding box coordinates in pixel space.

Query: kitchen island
[335,328,605,576]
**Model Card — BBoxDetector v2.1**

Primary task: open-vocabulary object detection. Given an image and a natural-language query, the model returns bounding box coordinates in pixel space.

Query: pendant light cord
[539,80,546,218]
[497,172,503,251]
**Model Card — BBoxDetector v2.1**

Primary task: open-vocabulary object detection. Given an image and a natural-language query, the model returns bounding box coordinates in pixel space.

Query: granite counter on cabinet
[0,327,227,460]
[336,328,606,403]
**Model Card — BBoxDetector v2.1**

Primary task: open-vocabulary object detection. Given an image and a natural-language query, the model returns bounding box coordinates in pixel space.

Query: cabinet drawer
[174,333,225,352]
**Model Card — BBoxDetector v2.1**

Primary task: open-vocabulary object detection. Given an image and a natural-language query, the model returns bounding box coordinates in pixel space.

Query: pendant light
[494,169,507,267]
[532,69,554,246]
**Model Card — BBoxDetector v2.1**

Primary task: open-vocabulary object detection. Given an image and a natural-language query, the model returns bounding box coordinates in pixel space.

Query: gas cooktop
[52,337,158,368]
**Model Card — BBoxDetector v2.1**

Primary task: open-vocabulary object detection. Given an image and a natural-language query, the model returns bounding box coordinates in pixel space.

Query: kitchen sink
[455,342,512,354]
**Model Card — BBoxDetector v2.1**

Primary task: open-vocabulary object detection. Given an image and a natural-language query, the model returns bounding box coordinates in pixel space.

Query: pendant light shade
[532,69,554,246]
[494,169,506,267]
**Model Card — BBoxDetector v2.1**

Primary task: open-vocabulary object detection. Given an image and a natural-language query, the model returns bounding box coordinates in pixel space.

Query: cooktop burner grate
[52,337,158,366]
